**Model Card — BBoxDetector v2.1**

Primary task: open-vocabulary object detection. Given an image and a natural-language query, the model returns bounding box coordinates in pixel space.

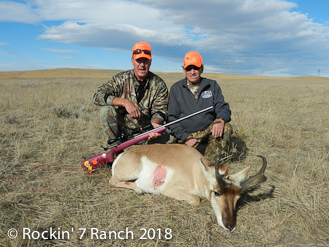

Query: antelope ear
[230,166,251,183]
[199,159,217,185]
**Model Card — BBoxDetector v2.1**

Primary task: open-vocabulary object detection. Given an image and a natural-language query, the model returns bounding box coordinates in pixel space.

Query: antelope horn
[214,155,226,193]
[240,155,267,192]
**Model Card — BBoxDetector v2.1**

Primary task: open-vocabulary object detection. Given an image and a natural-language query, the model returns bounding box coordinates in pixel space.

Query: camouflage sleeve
[93,76,124,106]
[150,80,169,124]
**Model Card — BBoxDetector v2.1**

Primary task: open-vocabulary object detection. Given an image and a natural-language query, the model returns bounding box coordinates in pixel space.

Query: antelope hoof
[134,188,144,195]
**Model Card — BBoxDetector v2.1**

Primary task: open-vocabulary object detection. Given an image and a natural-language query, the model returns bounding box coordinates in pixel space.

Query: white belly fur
[135,156,173,195]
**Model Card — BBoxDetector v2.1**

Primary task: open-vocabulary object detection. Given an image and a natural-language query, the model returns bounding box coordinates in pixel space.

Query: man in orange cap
[168,51,232,162]
[93,42,169,145]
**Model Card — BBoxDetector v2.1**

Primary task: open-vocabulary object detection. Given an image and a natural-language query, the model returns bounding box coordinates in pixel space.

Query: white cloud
[0,1,40,23]
[139,0,329,76]
[40,48,78,53]
[0,42,7,46]
[57,55,74,59]
[38,22,190,49]
[0,53,28,58]
[1,0,329,76]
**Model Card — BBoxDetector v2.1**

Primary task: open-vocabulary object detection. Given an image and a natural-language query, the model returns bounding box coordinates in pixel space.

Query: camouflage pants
[100,106,132,140]
[183,122,233,163]
[99,106,170,145]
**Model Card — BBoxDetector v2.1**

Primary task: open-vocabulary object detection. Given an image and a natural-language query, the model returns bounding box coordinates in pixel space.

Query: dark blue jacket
[168,77,231,141]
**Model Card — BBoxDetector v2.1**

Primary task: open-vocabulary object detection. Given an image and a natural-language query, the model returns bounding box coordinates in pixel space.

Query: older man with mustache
[93,42,169,145]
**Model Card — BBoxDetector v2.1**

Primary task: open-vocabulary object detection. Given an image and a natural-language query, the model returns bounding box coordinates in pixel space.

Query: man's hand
[124,101,141,120]
[148,119,162,140]
[185,136,198,147]
[212,119,224,138]
[112,98,141,120]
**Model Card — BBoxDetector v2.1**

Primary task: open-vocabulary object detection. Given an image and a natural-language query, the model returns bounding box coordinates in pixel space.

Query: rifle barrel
[133,106,214,139]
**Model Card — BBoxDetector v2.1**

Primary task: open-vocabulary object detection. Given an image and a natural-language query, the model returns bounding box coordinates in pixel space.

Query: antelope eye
[214,191,220,196]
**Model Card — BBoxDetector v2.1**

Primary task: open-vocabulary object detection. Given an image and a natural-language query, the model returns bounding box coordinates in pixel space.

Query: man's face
[131,57,151,81]
[184,65,203,85]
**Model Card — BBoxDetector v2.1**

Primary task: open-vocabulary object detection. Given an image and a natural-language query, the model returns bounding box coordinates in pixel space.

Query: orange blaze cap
[132,41,152,60]
[183,51,203,68]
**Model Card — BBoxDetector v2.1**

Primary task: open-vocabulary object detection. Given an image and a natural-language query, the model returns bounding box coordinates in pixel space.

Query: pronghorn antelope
[109,144,267,231]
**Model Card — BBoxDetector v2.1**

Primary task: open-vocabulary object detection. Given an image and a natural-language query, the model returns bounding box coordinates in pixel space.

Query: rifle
[81,106,213,173]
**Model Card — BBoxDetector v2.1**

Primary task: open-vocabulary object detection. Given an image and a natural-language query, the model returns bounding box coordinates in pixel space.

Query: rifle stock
[81,126,166,173]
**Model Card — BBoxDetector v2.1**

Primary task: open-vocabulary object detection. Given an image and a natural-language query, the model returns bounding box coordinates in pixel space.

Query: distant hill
[0,68,124,79]
[0,68,327,83]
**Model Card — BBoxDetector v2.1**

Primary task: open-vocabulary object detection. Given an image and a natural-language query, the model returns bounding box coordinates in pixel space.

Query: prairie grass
[0,69,328,246]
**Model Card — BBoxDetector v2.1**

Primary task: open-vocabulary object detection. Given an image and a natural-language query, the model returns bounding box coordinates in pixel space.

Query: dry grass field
[0,68,328,246]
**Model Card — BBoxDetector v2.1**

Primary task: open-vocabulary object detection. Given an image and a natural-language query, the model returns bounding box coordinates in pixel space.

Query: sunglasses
[185,65,201,71]
[133,49,151,56]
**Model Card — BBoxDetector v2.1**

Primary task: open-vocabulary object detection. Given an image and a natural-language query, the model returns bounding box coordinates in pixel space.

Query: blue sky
[1,0,329,77]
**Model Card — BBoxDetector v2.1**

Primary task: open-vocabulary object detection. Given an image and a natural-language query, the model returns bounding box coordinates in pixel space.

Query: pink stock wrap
[81,126,166,173]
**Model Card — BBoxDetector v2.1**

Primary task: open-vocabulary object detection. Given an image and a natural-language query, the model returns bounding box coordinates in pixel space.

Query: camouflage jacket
[93,70,169,127]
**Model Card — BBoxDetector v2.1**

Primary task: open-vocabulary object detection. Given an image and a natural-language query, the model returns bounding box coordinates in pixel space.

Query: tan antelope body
[109,144,267,231]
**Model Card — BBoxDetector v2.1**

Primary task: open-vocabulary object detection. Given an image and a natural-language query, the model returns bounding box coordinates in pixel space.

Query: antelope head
[200,155,267,231]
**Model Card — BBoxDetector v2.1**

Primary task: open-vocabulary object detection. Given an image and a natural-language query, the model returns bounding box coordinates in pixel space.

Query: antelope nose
[227,225,236,232]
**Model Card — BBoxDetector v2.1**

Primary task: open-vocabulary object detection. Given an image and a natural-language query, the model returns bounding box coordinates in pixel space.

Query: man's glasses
[133,49,151,56]
[185,65,200,71]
